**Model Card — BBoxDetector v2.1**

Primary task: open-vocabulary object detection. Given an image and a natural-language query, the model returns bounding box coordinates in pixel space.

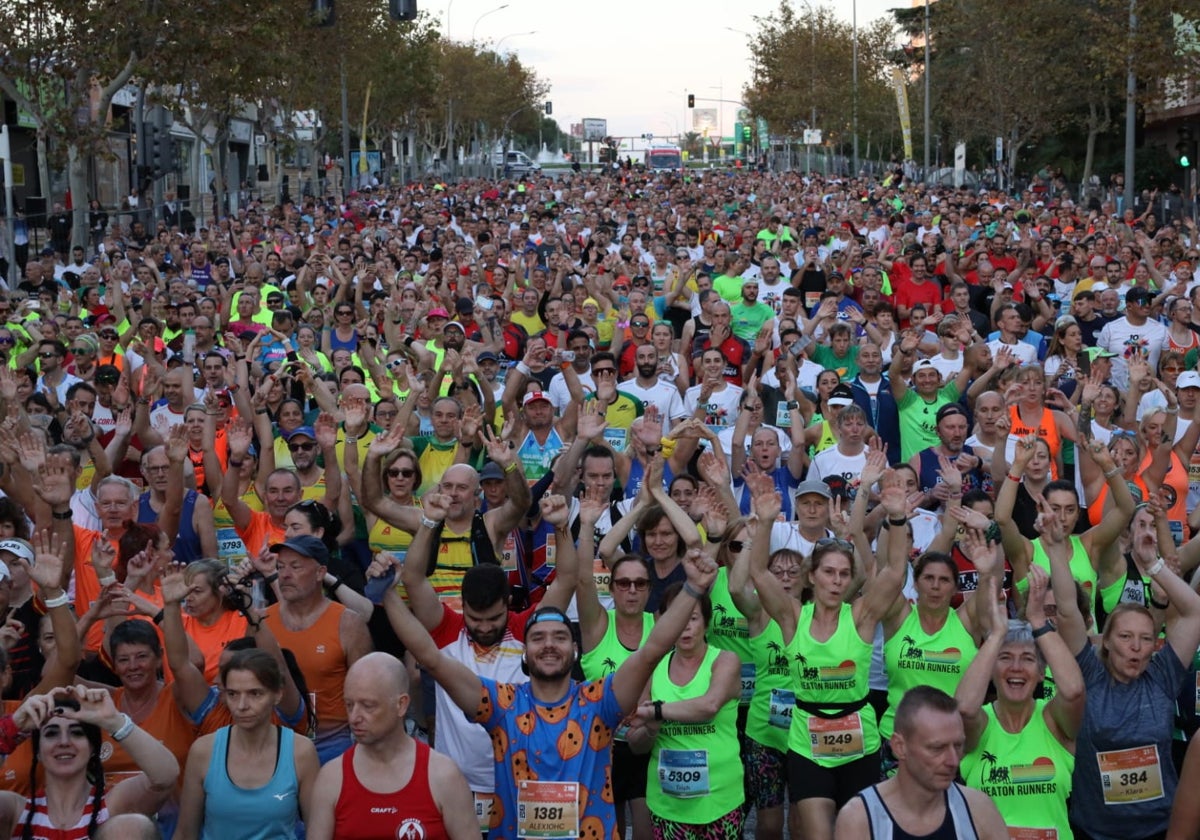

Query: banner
[892,68,913,161]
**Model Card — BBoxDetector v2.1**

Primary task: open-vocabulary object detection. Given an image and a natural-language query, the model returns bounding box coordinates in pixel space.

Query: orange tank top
[0,685,196,798]
[1009,404,1062,480]
[263,601,349,730]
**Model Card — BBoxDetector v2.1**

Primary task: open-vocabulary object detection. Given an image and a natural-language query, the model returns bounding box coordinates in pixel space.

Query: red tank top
[334,742,446,840]
[11,790,108,839]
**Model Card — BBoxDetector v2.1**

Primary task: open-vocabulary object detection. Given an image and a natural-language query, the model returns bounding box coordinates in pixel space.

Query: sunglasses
[386,467,416,479]
[0,337,13,346]
[72,347,93,355]
[336,310,353,316]
[631,321,649,328]
[611,578,650,592]
[99,331,119,339]
[38,352,59,359]
[287,441,316,452]
[593,368,616,377]
[387,358,406,370]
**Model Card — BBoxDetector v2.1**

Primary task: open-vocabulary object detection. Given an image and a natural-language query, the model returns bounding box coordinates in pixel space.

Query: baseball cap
[1125,287,1154,305]
[794,480,833,500]
[1085,347,1117,361]
[0,538,34,567]
[283,425,316,441]
[477,350,499,363]
[1178,371,1200,390]
[912,359,939,373]
[479,461,505,482]
[269,535,330,566]
[828,384,854,407]
[522,391,551,407]
[427,307,450,320]
[443,320,465,333]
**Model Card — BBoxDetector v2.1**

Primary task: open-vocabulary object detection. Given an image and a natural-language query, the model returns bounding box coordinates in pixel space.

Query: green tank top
[368,517,414,600]
[708,567,755,704]
[786,602,878,765]
[881,607,978,739]
[745,619,794,752]
[808,418,838,457]
[647,645,744,823]
[1022,535,1096,603]
[960,700,1075,840]
[580,609,654,681]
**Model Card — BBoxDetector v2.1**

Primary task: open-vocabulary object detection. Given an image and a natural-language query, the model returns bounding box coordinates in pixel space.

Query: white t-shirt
[1096,316,1168,390]
[987,337,1037,366]
[620,379,687,423]
[808,446,868,490]
[547,369,594,414]
[929,353,964,380]
[684,384,744,430]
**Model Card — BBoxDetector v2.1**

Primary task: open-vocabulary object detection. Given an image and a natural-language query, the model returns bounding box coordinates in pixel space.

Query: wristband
[97,573,117,588]
[1147,556,1166,577]
[503,461,519,474]
[1103,466,1121,478]
[328,576,344,593]
[1031,621,1057,639]
[1150,595,1170,610]
[228,458,245,468]
[652,700,664,721]
[682,580,706,599]
[659,438,677,457]
[1006,473,1021,483]
[403,336,415,347]
[255,408,269,415]
[344,436,358,445]
[42,592,70,610]
[263,572,279,585]
[152,610,165,625]
[515,362,532,377]
[51,509,72,520]
[109,713,135,742]
[420,516,441,530]
[235,355,246,361]
[1165,406,1179,415]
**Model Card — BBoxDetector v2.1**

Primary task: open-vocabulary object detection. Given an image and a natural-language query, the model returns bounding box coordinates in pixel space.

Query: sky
[443,0,905,146]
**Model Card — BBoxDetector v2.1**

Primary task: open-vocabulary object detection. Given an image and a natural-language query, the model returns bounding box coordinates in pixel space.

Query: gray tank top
[859,783,979,840]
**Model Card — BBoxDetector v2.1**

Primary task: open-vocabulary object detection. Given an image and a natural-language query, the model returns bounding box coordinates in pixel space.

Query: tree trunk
[67,145,88,251]
[35,131,51,210]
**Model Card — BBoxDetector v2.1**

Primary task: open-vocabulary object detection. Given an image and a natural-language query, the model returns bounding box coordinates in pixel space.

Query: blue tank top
[139,490,202,565]
[201,726,300,840]
[624,457,675,501]
[329,329,359,353]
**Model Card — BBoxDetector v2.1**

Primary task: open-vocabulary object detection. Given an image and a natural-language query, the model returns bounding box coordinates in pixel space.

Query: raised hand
[421,491,451,523]
[166,423,189,463]
[748,471,782,522]
[696,448,731,489]
[540,494,569,527]
[481,425,516,469]
[682,546,718,593]
[576,400,609,441]
[32,457,74,508]
[878,469,907,520]
[27,528,66,595]
[577,483,608,524]
[367,420,407,456]
[1033,494,1066,544]
[1023,564,1051,625]
[1011,433,1040,471]
[160,564,188,605]
[226,416,254,458]
[459,403,482,444]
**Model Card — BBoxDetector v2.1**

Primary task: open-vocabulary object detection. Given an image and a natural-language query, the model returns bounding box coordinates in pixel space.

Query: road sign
[582,118,607,142]
[803,129,822,145]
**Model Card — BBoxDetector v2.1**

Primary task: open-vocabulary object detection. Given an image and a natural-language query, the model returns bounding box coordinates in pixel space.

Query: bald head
[343,383,371,402]
[442,463,479,492]
[347,651,409,698]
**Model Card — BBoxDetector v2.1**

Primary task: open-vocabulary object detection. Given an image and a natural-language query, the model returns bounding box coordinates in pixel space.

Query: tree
[0,0,164,249]
[742,1,902,164]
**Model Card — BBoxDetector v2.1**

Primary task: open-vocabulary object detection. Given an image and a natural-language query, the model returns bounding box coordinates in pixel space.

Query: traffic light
[687,94,695,108]
[1179,128,1195,169]
[742,123,752,144]
[311,0,335,26]
[147,123,177,178]
[389,0,417,21]
[544,102,552,115]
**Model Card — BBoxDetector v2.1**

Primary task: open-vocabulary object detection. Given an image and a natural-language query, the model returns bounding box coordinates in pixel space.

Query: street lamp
[471,4,509,42]
[852,0,858,176]
[494,30,536,52]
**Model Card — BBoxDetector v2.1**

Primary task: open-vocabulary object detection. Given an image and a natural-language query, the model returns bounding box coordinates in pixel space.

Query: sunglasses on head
[815,537,855,553]
[99,331,118,339]
[386,467,415,479]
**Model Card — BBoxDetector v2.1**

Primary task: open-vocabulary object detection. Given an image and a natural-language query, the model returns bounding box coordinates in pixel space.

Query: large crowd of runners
[0,166,1195,839]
